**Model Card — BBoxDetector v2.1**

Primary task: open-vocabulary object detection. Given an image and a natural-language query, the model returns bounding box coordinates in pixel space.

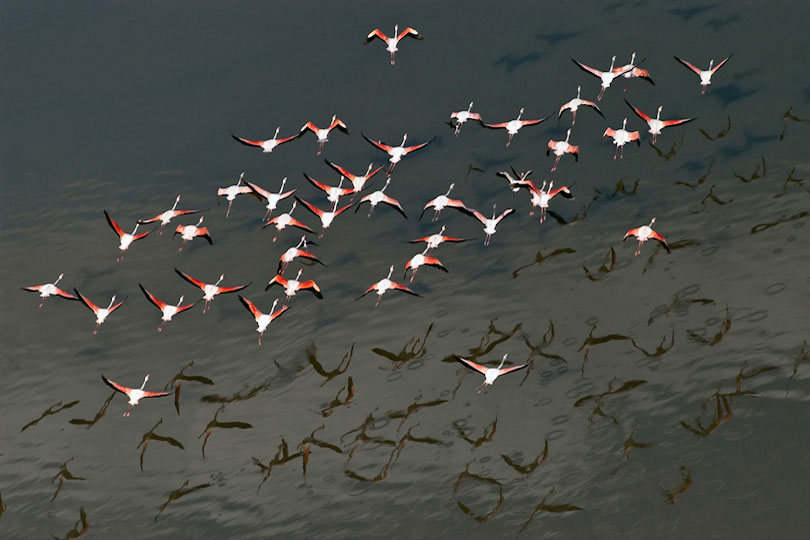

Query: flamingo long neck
[381,179,391,193]
[365,163,373,176]
[576,86,581,99]
[338,176,345,190]
[54,273,64,285]
[196,216,204,227]
[271,299,279,312]
[649,217,657,227]
[630,52,636,65]
[497,354,508,370]
[107,296,116,310]
[656,106,663,121]
[273,127,280,139]
[709,59,714,70]
[237,172,245,186]
[172,195,180,211]
[467,101,474,112]
[131,223,140,235]
[565,129,571,143]
[290,201,297,214]
[445,183,454,197]
[295,269,303,281]
[439,224,446,235]
[517,108,524,121]
[278,177,287,193]
[609,55,616,70]
[215,275,224,287]
[177,296,184,306]
[141,375,150,390]
[491,204,497,220]
[296,235,306,249]
[401,134,408,146]
[622,118,628,130]
[386,266,394,280]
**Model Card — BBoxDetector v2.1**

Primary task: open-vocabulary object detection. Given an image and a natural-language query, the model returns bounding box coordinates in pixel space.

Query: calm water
[2,1,809,538]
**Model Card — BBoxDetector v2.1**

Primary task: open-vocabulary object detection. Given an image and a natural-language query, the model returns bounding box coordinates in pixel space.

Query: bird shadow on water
[492,51,543,74]
[669,3,720,21]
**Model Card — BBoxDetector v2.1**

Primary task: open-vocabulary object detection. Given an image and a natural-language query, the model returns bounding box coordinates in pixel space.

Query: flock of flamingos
[22,24,732,414]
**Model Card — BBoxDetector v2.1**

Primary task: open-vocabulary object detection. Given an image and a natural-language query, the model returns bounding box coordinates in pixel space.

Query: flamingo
[299,114,349,155]
[137,195,201,234]
[612,52,654,90]
[217,172,256,217]
[419,182,471,221]
[102,374,171,416]
[624,217,670,256]
[238,296,289,346]
[362,132,435,174]
[324,160,384,195]
[496,168,536,193]
[404,248,448,282]
[357,265,420,307]
[74,289,125,334]
[456,354,528,393]
[303,173,354,204]
[262,200,316,242]
[625,100,696,144]
[174,269,249,314]
[174,216,212,251]
[364,24,423,65]
[245,177,295,221]
[355,178,407,218]
[469,204,516,246]
[139,284,197,332]
[278,236,325,275]
[104,211,153,262]
[266,268,323,305]
[484,107,550,147]
[450,102,483,135]
[546,129,579,172]
[558,86,604,125]
[526,180,573,223]
[22,273,77,307]
[674,55,732,94]
[603,118,641,159]
[231,127,300,153]
[572,55,635,101]
[409,225,472,252]
[295,196,354,234]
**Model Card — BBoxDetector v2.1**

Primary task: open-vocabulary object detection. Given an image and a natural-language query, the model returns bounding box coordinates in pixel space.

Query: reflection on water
[662,466,692,505]
[501,439,549,475]
[137,419,184,472]
[20,400,80,433]
[155,481,210,523]
[520,486,582,533]
[52,506,89,540]
[50,458,86,503]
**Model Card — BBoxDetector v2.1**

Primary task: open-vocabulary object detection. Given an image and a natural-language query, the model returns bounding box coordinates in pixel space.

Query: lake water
[1,1,809,538]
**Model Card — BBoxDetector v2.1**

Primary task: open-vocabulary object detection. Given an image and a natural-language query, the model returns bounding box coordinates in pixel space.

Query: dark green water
[2,1,809,538]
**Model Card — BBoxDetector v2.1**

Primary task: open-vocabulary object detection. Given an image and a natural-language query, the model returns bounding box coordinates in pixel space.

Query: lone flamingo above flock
[484,107,549,147]
[232,127,301,153]
[105,211,153,261]
[364,24,423,65]
[624,217,670,255]
[358,265,420,307]
[674,54,732,93]
[300,115,349,155]
[362,132,435,174]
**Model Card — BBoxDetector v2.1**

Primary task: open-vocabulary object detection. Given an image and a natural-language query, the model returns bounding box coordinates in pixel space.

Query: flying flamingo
[483,107,550,147]
[420,182,471,221]
[364,24,423,65]
[558,86,604,125]
[299,115,349,155]
[612,52,654,90]
[624,217,670,256]
[262,200,316,242]
[572,55,635,101]
[104,211,153,262]
[603,118,641,159]
[278,236,325,275]
[450,102,483,135]
[74,289,125,334]
[404,247,448,282]
[303,173,354,204]
[295,196,354,235]
[245,177,295,221]
[238,296,289,346]
[526,180,573,223]
[217,172,256,217]
[409,225,472,252]
[469,204,516,246]
[355,178,407,218]
[174,269,249,314]
[362,132,435,175]
[231,127,300,153]
[266,268,323,305]
[139,284,197,332]
[625,100,696,144]
[103,374,171,416]
[496,168,536,193]
[357,265,420,307]
[137,195,201,234]
[174,216,212,251]
[546,129,579,172]
[22,273,77,307]
[674,55,732,94]
[456,354,528,393]
[324,160,384,195]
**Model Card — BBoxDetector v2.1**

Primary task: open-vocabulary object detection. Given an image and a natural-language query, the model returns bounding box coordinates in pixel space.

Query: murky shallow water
[2,1,809,538]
